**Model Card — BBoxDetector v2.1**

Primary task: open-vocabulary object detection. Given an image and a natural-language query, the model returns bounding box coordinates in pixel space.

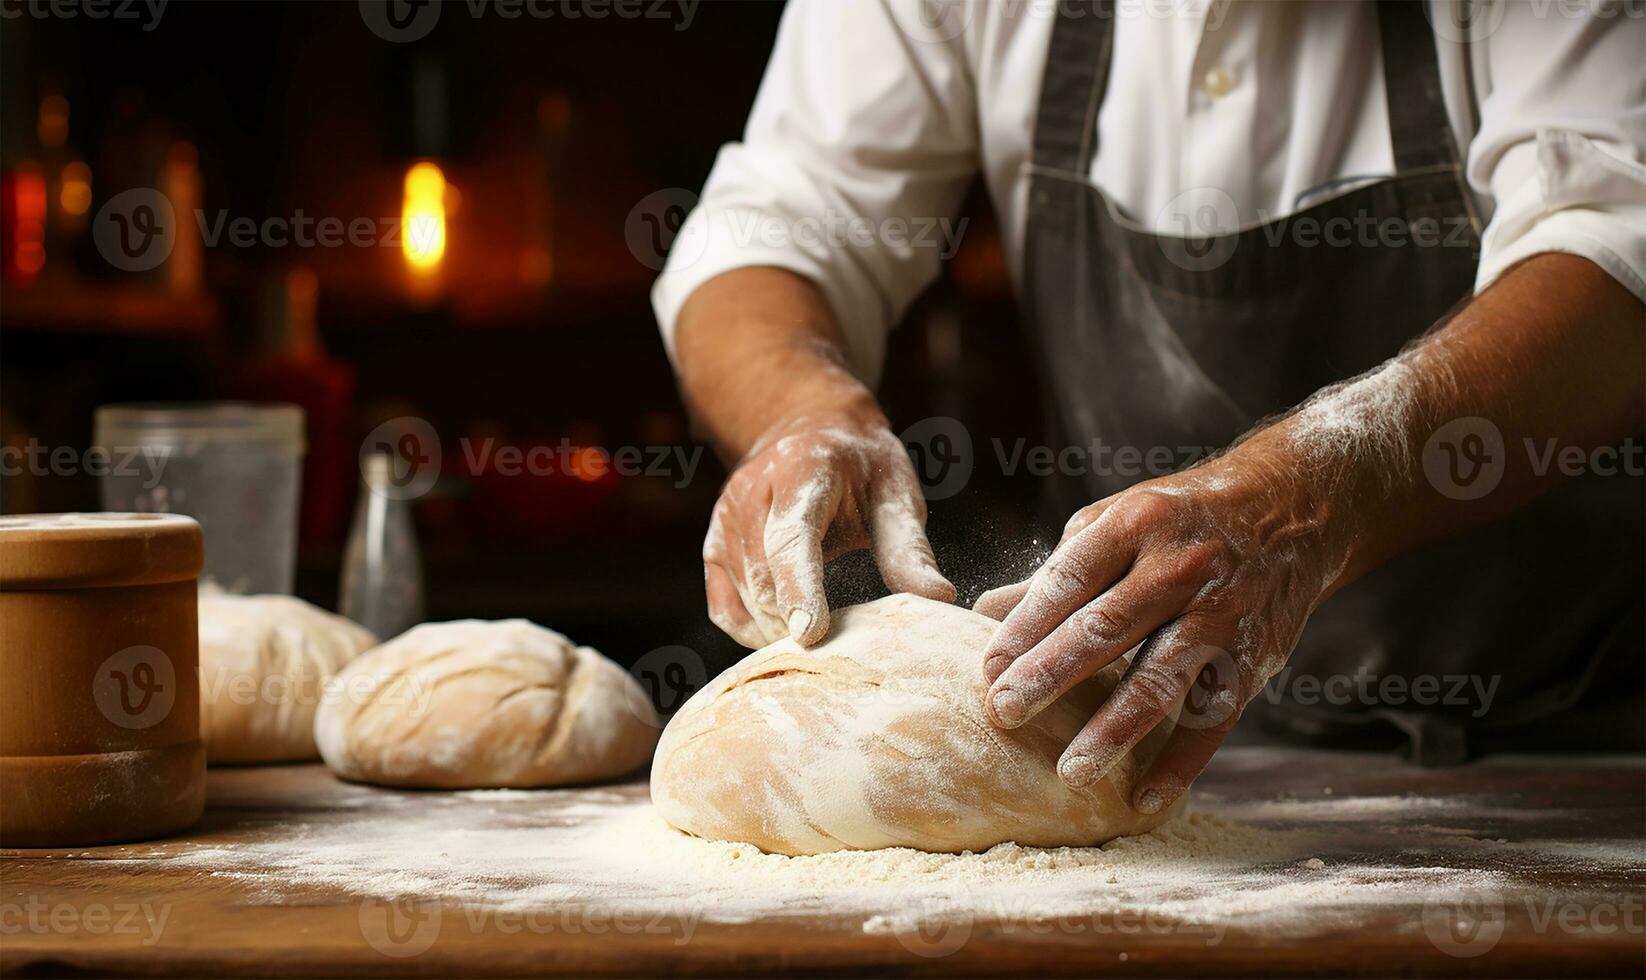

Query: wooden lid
[0,513,203,590]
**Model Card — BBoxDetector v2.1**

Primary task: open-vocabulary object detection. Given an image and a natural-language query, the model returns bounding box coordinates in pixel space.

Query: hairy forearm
[673,267,885,463]
[1242,252,1645,592]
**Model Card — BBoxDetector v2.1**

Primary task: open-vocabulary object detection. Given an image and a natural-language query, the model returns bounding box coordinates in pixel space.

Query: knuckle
[1062,503,1103,539]
[1116,489,1179,530]
[1125,659,1192,718]
[1076,603,1131,646]
[1041,553,1092,599]
[763,524,811,563]
[1158,542,1225,589]
[1009,653,1065,704]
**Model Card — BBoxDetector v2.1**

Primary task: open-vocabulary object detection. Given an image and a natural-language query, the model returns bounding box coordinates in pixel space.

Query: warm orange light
[59,161,92,216]
[38,95,68,148]
[569,446,610,482]
[11,167,48,279]
[401,161,447,272]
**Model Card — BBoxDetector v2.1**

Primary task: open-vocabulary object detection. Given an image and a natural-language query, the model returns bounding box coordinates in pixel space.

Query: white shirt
[654,0,1646,386]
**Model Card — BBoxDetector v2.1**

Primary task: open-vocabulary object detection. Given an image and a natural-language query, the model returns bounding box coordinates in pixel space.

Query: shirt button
[1202,66,1234,98]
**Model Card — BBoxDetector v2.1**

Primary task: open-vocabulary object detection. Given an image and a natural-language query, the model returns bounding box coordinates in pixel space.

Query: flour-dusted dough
[315,619,659,788]
[652,594,1179,855]
[198,592,377,764]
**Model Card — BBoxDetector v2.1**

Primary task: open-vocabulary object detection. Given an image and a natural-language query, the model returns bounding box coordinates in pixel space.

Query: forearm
[1246,252,1645,592]
[673,266,886,463]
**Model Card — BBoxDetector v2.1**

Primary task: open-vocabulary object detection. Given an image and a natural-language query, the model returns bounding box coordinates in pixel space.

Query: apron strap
[1377,0,1463,173]
[1029,1,1459,177]
[1029,0,1115,179]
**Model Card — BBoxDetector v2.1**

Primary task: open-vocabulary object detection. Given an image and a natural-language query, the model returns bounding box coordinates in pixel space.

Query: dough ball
[198,592,377,764]
[652,594,1178,855]
[315,619,660,788]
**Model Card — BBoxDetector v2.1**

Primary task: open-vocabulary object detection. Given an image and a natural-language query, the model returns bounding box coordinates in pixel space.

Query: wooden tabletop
[3,747,1642,978]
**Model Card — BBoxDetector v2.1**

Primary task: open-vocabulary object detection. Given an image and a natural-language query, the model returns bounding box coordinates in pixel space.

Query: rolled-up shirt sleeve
[1469,0,1646,303]
[650,0,979,385]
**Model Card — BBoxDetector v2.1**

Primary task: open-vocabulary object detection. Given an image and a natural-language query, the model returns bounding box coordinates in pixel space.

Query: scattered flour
[146,783,1594,940]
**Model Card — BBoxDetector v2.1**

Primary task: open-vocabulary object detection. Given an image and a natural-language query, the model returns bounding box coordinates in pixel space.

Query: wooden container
[0,513,205,847]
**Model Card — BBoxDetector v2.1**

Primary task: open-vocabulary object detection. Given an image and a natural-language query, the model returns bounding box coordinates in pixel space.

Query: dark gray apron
[1021,0,1643,763]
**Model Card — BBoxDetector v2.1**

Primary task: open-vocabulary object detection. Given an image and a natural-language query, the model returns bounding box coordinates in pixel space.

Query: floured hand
[704,409,955,649]
[975,447,1350,816]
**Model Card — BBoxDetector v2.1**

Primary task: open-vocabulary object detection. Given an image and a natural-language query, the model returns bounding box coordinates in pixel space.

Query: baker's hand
[975,452,1347,814]
[704,409,956,649]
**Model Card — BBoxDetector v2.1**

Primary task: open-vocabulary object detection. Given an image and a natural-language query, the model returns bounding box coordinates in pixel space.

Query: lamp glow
[401,161,447,272]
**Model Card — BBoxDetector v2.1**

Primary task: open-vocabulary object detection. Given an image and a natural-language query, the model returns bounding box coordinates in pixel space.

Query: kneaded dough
[315,619,659,789]
[198,592,377,764]
[652,593,1178,855]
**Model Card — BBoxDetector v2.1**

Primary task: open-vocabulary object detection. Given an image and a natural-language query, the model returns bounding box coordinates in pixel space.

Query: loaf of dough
[315,619,659,788]
[652,593,1178,855]
[198,592,377,764]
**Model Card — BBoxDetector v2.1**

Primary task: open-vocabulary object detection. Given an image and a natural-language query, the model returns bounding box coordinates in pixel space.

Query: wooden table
[3,748,1642,978]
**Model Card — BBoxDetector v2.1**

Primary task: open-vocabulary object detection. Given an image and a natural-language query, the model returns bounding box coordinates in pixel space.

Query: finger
[764,478,839,646]
[985,554,1210,727]
[705,560,766,649]
[1056,619,1229,790]
[980,515,1138,684]
[974,580,1030,622]
[869,470,956,603]
[1131,696,1243,815]
[1058,498,1114,545]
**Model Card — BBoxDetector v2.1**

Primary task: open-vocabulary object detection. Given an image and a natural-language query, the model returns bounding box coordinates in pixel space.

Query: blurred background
[0,1,1058,677]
